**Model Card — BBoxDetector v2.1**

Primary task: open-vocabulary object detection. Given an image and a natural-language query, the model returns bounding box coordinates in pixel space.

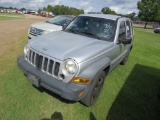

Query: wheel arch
[78,57,111,80]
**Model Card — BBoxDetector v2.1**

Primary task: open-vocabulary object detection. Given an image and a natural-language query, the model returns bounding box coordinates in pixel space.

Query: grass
[0,28,160,120]
[0,13,25,20]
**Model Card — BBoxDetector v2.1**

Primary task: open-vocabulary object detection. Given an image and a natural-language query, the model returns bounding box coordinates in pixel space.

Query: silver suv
[17,14,134,106]
[28,15,75,39]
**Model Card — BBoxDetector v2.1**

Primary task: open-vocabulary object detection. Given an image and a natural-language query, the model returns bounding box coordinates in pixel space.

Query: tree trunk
[144,21,148,28]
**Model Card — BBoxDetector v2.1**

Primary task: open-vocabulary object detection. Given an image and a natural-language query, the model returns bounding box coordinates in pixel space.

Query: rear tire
[81,71,106,107]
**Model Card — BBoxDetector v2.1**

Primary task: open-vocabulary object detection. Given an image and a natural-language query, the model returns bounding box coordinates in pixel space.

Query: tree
[47,5,53,12]
[137,0,160,28]
[43,7,47,11]
[37,5,84,15]
[127,12,136,20]
[9,7,13,9]
[52,5,84,15]
[37,8,42,13]
[20,7,26,11]
[101,7,117,15]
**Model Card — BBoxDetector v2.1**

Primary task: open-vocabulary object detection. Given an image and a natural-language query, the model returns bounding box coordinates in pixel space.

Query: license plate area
[27,73,40,87]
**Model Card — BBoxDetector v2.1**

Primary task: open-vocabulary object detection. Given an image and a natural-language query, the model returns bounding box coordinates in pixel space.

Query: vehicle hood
[31,22,62,31]
[29,31,113,63]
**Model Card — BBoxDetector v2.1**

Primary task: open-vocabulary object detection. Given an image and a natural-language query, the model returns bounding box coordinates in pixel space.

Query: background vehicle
[154,27,160,33]
[18,14,134,106]
[28,15,75,39]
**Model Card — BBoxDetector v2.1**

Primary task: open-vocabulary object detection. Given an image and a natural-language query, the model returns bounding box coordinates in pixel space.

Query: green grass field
[0,28,160,120]
[0,13,25,20]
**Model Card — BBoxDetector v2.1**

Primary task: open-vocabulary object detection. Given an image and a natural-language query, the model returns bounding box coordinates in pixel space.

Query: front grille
[29,27,44,36]
[28,50,60,77]
[54,62,60,76]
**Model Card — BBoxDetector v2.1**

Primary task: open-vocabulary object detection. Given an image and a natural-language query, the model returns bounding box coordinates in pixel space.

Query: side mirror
[120,36,132,44]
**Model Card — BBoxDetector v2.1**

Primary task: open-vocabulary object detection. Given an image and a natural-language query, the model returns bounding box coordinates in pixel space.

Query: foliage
[137,0,160,28]
[47,5,53,12]
[37,8,41,13]
[39,5,84,15]
[9,7,13,9]
[43,7,47,11]
[127,12,136,20]
[101,7,117,15]
[20,7,26,11]
[0,6,18,10]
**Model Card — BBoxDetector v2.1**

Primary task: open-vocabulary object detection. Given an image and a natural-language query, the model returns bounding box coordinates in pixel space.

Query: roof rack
[120,15,130,18]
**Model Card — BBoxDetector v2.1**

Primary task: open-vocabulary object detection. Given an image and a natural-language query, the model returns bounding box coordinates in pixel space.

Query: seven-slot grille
[28,50,60,77]
[29,27,44,36]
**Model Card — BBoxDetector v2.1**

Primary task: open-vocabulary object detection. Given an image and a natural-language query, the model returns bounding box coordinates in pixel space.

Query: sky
[0,0,140,14]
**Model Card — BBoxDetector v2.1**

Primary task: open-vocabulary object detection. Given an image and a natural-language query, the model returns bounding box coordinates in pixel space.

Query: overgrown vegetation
[0,28,160,120]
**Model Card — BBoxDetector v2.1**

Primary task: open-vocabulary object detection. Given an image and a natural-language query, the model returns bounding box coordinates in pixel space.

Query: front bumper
[17,55,87,101]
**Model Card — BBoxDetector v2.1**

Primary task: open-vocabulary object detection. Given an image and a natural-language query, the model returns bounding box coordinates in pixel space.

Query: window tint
[126,20,131,37]
[131,22,133,36]
[119,21,126,41]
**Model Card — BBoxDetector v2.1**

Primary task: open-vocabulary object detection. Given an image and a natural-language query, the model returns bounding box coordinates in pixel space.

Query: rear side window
[131,22,133,36]
[118,21,126,41]
[126,20,132,37]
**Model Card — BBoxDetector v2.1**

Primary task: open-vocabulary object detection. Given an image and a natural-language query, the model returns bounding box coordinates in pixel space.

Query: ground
[0,14,47,56]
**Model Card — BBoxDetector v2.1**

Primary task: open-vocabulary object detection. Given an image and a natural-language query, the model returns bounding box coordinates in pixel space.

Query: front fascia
[17,55,88,101]
[25,47,77,83]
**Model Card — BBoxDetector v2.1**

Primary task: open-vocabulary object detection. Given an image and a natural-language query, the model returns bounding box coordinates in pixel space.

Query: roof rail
[120,15,130,18]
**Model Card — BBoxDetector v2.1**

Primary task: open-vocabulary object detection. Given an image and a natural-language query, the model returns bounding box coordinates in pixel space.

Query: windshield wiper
[46,21,50,23]
[66,28,79,34]
[80,31,100,39]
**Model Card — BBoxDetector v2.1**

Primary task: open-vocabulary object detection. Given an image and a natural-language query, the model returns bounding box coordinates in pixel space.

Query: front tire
[81,71,106,107]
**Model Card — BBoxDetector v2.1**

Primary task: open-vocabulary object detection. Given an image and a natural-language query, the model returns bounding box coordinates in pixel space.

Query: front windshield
[64,16,116,41]
[47,16,74,26]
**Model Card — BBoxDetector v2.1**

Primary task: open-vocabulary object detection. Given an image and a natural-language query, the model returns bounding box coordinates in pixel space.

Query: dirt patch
[0,14,47,56]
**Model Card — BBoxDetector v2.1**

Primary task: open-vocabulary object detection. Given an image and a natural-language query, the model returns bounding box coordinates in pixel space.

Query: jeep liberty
[17,14,134,106]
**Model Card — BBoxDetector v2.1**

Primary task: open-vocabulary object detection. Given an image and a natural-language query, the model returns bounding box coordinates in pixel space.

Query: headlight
[64,59,78,74]
[43,30,52,34]
[24,43,30,58]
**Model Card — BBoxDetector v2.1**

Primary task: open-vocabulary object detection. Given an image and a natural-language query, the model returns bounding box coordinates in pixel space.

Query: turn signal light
[79,92,84,97]
[72,77,91,84]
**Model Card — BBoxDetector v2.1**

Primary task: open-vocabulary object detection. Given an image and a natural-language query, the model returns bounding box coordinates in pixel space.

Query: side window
[119,21,126,41]
[131,22,133,36]
[126,20,131,37]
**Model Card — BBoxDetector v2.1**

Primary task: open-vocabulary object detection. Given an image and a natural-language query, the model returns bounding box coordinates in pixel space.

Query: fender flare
[78,57,111,80]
